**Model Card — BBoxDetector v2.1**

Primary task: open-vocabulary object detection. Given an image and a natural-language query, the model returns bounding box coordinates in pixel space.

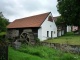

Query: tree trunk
[64,25,67,34]
[71,26,73,32]
[78,26,80,34]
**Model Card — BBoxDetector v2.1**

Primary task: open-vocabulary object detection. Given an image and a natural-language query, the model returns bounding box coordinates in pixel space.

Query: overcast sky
[0,0,59,22]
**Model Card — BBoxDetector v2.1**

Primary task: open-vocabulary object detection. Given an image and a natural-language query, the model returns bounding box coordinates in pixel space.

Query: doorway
[51,31,53,38]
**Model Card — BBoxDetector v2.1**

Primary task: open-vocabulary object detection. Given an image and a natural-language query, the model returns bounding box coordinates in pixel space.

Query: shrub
[60,53,77,60]
[34,37,40,45]
[18,45,48,58]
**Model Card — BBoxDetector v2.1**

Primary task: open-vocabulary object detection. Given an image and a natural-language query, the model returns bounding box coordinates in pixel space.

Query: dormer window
[48,16,53,22]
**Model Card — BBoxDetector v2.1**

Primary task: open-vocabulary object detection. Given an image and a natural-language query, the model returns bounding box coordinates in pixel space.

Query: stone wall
[41,42,80,54]
[7,29,19,38]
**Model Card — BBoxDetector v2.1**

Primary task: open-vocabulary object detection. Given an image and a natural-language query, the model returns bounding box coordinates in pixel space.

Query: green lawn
[44,32,80,45]
[9,47,47,60]
[8,45,80,60]
[8,32,80,60]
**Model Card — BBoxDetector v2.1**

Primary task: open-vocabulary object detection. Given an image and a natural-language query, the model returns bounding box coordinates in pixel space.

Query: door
[47,31,49,37]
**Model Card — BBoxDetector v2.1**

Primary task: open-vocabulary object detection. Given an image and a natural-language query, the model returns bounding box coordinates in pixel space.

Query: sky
[0,0,59,22]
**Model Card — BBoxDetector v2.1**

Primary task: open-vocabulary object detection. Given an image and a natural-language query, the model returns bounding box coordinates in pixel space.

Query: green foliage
[0,32,6,41]
[0,12,9,41]
[18,45,49,58]
[8,44,80,60]
[0,12,9,32]
[57,0,80,26]
[55,16,67,33]
[60,53,77,60]
[47,38,52,40]
[9,47,47,60]
[55,16,65,26]
[0,32,6,36]
[0,12,9,60]
[34,37,40,45]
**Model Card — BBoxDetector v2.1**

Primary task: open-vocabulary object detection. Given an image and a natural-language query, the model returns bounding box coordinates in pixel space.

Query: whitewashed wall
[67,26,71,32]
[57,30,61,36]
[38,28,42,40]
[38,13,57,41]
[62,30,64,35]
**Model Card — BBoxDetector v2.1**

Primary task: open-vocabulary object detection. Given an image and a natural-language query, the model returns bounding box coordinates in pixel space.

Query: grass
[8,32,80,60]
[8,45,80,60]
[44,32,80,45]
[9,47,47,60]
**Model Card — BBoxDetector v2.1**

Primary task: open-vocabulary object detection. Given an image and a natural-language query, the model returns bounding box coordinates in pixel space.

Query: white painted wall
[62,30,64,35]
[38,13,57,41]
[67,26,71,32]
[38,28,42,40]
[57,30,61,36]
[57,30,64,37]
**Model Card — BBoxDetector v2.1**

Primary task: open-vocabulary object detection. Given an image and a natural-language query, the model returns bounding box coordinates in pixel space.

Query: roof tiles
[7,12,50,28]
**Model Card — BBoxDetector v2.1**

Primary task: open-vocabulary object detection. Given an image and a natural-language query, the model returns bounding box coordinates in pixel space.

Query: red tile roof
[7,12,50,28]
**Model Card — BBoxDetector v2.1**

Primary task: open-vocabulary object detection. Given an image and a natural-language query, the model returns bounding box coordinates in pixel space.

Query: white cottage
[7,12,57,41]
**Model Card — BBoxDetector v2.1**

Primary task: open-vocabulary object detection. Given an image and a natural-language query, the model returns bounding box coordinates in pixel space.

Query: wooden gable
[48,16,53,22]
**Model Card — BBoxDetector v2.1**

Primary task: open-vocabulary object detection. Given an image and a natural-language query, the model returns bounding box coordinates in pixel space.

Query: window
[51,31,53,38]
[47,31,49,37]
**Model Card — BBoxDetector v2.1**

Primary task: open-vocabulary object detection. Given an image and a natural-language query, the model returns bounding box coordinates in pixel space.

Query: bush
[18,45,48,58]
[60,53,77,60]
[34,37,40,45]
[18,44,65,59]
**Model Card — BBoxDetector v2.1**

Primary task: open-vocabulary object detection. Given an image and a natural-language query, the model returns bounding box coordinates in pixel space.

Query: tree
[0,12,9,32]
[0,12,9,40]
[55,16,67,33]
[0,12,9,60]
[57,0,80,33]
[55,16,65,26]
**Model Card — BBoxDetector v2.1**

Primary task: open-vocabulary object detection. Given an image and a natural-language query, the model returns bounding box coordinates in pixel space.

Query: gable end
[48,16,53,22]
